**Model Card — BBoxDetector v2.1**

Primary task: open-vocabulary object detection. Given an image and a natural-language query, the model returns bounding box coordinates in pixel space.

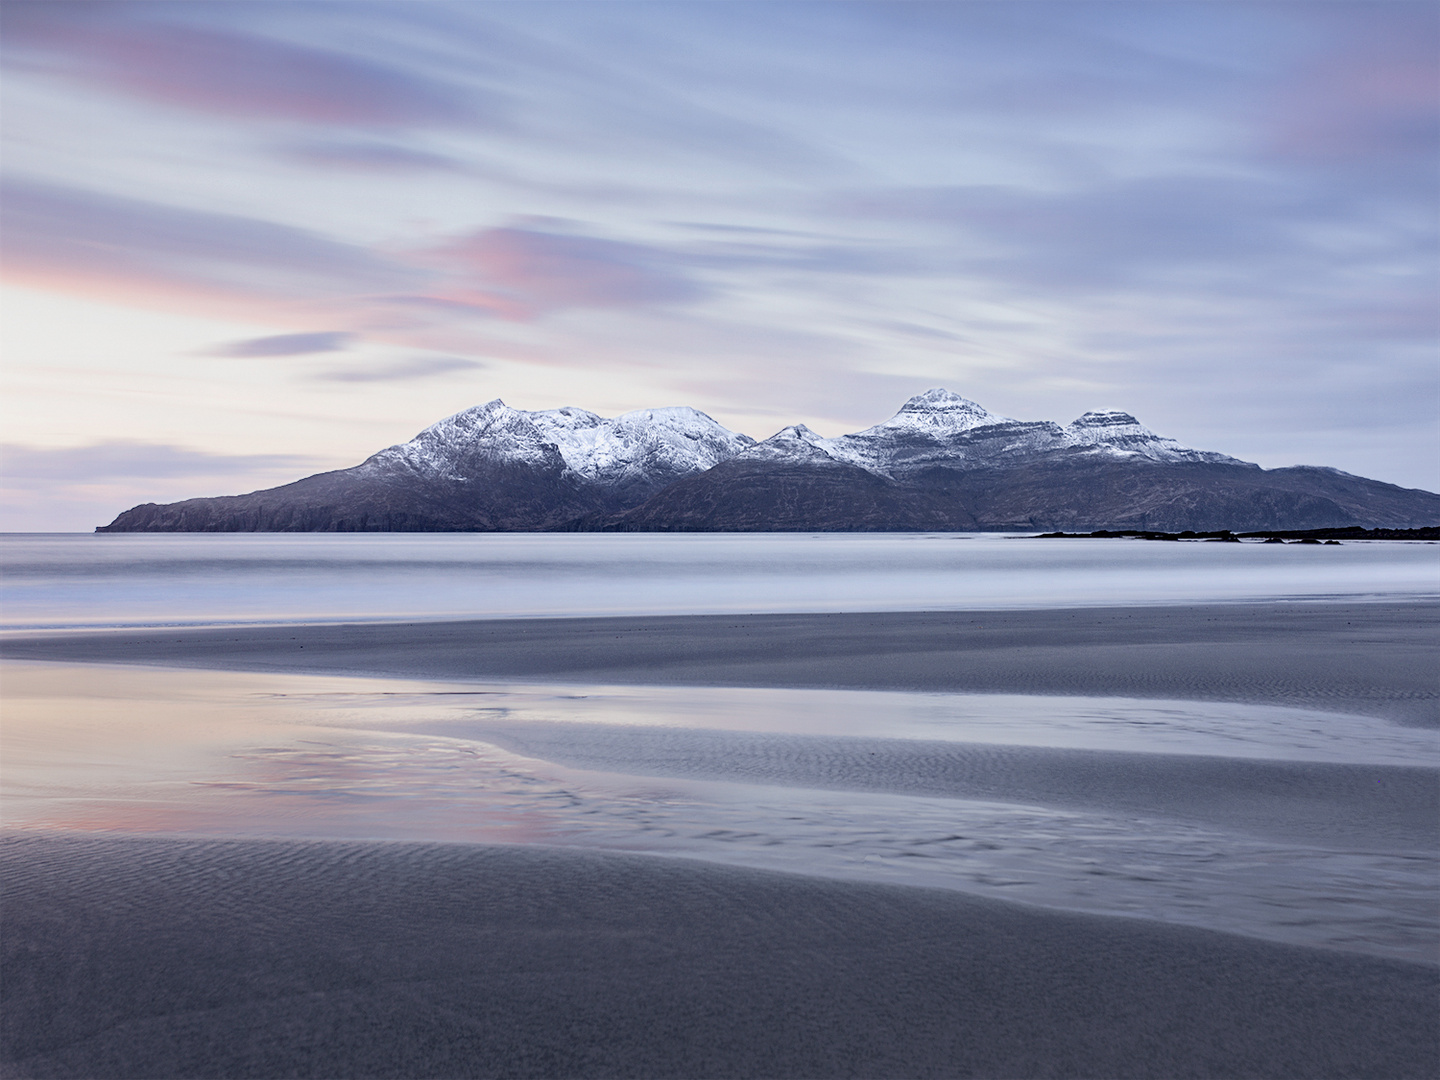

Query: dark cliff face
[585,458,973,532]
[96,393,1440,533]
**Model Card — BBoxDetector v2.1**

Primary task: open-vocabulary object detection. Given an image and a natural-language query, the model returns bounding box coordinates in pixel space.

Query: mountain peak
[739,423,843,466]
[1064,410,1246,466]
[905,387,976,405]
[853,388,1009,443]
[1071,409,1142,429]
[896,389,1007,424]
[457,398,510,419]
[898,388,991,414]
[618,405,717,424]
[379,398,754,496]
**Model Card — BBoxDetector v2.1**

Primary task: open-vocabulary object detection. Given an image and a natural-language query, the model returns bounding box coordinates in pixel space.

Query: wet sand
[3,601,1437,1078]
[4,833,1436,1080]
[4,600,1437,724]
[453,721,1439,848]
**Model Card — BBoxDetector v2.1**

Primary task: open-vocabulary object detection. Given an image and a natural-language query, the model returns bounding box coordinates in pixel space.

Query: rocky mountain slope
[99,391,1440,532]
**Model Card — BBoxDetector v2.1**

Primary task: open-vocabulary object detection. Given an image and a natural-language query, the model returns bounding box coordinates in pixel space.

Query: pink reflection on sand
[1,662,573,843]
[4,660,1436,963]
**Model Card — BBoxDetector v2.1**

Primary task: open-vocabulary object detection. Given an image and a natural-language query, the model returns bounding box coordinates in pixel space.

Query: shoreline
[4,832,1436,1080]
[4,600,1436,725]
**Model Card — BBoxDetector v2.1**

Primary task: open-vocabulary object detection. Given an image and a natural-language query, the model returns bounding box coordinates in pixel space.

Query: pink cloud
[428,228,703,319]
[1264,23,1439,163]
[3,6,485,128]
[0,180,702,370]
[0,178,423,319]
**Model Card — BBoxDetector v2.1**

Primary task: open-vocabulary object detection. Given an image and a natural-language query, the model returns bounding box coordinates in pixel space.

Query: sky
[1,0,1436,531]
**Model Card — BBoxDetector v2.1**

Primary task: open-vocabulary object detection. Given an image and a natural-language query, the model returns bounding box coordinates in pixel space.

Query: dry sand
[3,601,1437,1078]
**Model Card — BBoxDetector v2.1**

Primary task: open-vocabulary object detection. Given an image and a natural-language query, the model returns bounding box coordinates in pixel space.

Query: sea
[2,530,1436,630]
[2,531,1437,964]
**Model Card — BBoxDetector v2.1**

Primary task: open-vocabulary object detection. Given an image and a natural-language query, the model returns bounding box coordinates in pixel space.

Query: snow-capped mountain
[364,398,754,501]
[765,389,1055,474]
[99,390,1439,533]
[1064,409,1241,465]
[733,389,1245,474]
[737,424,843,466]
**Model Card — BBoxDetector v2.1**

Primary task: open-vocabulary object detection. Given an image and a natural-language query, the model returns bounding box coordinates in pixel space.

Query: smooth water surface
[3,531,1436,629]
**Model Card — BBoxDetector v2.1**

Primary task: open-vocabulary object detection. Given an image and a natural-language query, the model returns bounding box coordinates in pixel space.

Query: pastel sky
[1,0,1435,530]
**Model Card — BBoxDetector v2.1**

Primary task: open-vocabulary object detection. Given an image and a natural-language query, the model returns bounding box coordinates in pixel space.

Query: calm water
[2,531,1436,629]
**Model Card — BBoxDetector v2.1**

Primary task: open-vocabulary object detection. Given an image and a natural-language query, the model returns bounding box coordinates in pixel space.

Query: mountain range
[98,390,1440,532]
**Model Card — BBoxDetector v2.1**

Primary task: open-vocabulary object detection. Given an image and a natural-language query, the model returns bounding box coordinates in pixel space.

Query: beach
[3,600,1437,1078]
[4,833,1436,1080]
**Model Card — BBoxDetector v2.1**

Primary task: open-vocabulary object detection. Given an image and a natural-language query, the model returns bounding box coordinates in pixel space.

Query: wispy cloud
[0,178,708,331]
[0,441,323,532]
[2,3,492,129]
[0,441,316,481]
[427,227,704,319]
[824,171,1435,329]
[279,141,465,172]
[312,356,485,383]
[1261,11,1439,174]
[209,331,355,358]
[0,177,423,312]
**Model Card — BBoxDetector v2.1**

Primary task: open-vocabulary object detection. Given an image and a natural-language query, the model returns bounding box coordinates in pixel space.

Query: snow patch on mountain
[367,398,755,493]
[1065,410,1248,465]
[859,389,1009,437]
[738,424,851,466]
[816,390,1093,475]
[366,400,554,479]
[532,405,756,488]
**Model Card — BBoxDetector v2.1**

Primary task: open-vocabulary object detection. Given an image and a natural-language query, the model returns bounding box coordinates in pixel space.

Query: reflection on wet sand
[5,661,1435,963]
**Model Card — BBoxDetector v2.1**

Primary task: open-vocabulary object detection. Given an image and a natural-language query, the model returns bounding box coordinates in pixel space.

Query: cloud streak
[312,356,485,383]
[429,228,704,319]
[0,440,327,532]
[0,178,422,313]
[2,3,491,128]
[279,141,465,172]
[209,331,355,358]
[0,179,705,331]
[0,441,316,481]
[1262,11,1439,173]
